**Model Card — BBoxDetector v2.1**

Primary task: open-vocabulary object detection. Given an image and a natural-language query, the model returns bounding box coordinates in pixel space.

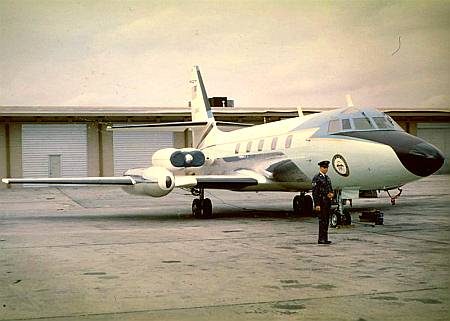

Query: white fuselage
[195,113,420,192]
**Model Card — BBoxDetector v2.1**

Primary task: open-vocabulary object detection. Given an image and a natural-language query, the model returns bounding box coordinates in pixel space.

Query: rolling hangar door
[113,130,174,176]
[22,124,88,177]
[417,123,450,174]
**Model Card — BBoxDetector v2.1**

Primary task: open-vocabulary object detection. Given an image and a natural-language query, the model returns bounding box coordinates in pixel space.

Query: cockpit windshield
[342,119,352,130]
[372,116,395,129]
[327,108,401,134]
[353,117,374,130]
[328,119,341,132]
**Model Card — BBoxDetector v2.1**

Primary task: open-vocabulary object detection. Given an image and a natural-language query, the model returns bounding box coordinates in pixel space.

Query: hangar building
[1,105,449,188]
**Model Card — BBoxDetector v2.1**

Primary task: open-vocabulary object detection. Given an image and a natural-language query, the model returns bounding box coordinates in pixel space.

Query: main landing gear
[191,187,213,218]
[293,192,314,216]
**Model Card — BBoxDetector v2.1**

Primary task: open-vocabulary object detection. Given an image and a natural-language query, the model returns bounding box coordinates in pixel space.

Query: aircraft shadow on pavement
[21,207,311,223]
[18,198,429,223]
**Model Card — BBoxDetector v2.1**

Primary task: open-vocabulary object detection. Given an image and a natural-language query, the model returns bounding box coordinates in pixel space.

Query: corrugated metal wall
[113,131,174,176]
[22,124,88,177]
[417,123,450,174]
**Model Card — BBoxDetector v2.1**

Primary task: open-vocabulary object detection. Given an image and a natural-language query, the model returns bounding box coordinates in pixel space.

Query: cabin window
[285,135,293,148]
[235,143,240,154]
[271,137,278,150]
[373,116,394,129]
[257,139,264,151]
[246,141,252,153]
[328,119,341,132]
[342,119,352,130]
[353,117,374,130]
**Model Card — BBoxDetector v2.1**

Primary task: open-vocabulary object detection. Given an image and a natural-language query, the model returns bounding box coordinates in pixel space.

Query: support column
[8,123,22,179]
[100,124,114,176]
[409,122,417,136]
[87,122,100,176]
[174,132,185,148]
[0,124,7,189]
[184,129,192,148]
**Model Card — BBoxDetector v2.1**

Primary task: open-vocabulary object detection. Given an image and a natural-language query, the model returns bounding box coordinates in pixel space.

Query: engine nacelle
[123,166,175,197]
[152,148,205,171]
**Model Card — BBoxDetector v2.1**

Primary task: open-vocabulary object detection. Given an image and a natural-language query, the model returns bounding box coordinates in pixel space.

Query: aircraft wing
[2,173,259,190]
[2,174,258,189]
[1,177,136,185]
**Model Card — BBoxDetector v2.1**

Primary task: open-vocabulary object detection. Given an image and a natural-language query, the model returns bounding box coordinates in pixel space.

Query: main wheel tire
[192,199,202,217]
[293,195,302,216]
[201,198,213,218]
[330,209,341,228]
[303,195,314,217]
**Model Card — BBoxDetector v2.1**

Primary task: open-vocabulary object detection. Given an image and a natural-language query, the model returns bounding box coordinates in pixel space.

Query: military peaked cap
[318,160,330,167]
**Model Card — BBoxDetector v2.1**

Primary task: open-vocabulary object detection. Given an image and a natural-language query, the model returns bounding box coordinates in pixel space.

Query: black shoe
[318,240,332,244]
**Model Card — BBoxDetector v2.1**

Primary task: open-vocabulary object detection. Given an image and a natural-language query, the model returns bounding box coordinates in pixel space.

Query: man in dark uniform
[312,160,334,244]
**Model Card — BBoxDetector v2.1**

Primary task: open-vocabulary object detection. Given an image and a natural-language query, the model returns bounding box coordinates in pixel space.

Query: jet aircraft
[2,66,445,225]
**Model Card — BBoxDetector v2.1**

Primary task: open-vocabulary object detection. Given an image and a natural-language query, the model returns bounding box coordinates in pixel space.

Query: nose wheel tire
[330,209,341,228]
[330,208,352,227]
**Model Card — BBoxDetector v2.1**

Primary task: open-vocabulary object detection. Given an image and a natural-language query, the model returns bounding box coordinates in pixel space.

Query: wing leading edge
[1,177,136,185]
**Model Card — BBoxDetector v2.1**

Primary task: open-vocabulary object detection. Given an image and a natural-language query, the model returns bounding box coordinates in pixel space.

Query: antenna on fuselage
[297,106,304,117]
[345,94,354,108]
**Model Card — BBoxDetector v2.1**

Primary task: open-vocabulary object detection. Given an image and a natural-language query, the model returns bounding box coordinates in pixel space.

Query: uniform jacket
[312,173,333,205]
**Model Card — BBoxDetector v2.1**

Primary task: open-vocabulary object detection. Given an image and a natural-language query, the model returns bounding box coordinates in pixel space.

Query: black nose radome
[398,142,445,177]
[336,131,445,177]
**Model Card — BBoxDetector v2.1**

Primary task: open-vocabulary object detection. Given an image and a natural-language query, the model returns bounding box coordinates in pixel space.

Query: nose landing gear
[330,190,352,228]
[330,207,352,228]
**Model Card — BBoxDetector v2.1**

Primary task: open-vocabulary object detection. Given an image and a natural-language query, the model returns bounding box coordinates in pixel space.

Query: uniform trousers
[318,199,331,241]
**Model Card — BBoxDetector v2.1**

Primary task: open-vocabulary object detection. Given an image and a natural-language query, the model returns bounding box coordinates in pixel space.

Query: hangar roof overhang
[0,106,449,124]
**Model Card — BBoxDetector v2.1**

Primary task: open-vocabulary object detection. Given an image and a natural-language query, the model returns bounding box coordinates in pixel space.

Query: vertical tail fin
[190,66,215,122]
[190,66,218,148]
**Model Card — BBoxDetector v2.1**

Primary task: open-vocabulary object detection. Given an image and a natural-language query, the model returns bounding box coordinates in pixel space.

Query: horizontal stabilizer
[215,121,253,127]
[108,121,252,131]
[2,177,136,185]
[107,121,207,131]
